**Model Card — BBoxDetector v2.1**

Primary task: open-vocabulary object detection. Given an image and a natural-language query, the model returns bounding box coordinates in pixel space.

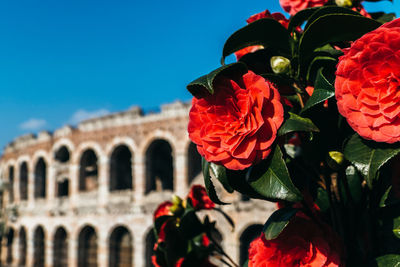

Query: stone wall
[0,101,275,267]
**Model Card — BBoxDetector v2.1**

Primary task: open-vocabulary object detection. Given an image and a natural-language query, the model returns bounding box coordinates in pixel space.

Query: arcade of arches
[0,103,275,266]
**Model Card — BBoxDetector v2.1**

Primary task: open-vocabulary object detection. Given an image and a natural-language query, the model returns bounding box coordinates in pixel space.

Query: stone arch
[6,227,14,264]
[79,149,99,192]
[54,146,71,163]
[52,138,75,158]
[144,139,174,194]
[33,226,46,267]
[19,226,27,266]
[54,227,68,267]
[187,142,202,185]
[53,144,72,198]
[32,150,51,167]
[78,225,98,267]
[144,228,156,267]
[109,225,133,267]
[109,145,133,191]
[72,141,103,165]
[19,161,28,201]
[34,158,47,199]
[239,224,263,265]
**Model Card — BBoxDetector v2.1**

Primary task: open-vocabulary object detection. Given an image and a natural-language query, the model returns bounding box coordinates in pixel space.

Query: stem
[209,234,239,267]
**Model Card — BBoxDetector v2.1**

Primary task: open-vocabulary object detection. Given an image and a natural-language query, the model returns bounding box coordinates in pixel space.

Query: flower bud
[327,151,345,170]
[270,56,291,74]
[335,0,353,8]
[170,195,184,215]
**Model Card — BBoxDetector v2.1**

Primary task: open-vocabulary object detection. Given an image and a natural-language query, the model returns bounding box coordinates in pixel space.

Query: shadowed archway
[78,226,98,267]
[109,226,133,267]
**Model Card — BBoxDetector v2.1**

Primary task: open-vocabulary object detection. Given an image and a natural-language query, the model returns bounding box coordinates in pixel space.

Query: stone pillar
[69,164,79,210]
[26,229,33,267]
[68,236,78,267]
[14,167,20,204]
[47,166,56,203]
[98,155,109,209]
[27,169,34,208]
[133,155,145,203]
[45,233,53,267]
[174,152,187,196]
[97,230,108,267]
[12,230,19,266]
[134,230,145,267]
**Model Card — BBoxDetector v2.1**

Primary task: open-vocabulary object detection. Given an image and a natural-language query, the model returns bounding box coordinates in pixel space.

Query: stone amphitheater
[0,101,275,267]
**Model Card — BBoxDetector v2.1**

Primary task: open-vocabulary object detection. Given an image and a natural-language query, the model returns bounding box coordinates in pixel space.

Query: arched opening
[55,146,70,163]
[145,139,173,194]
[78,226,97,267]
[19,162,28,201]
[110,145,133,191]
[33,226,45,267]
[187,142,202,185]
[54,227,68,267]
[8,166,14,203]
[109,226,133,267]
[239,224,263,265]
[79,150,98,192]
[55,146,70,197]
[145,230,156,267]
[19,227,27,266]
[34,158,47,199]
[6,228,14,264]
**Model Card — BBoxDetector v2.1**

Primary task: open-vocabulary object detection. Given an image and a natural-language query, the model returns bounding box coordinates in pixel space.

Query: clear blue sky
[0,0,397,150]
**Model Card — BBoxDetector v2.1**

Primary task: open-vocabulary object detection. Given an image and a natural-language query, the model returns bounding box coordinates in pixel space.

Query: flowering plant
[153,0,400,265]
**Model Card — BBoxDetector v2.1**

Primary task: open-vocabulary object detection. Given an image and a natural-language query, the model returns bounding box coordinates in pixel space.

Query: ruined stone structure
[0,101,275,267]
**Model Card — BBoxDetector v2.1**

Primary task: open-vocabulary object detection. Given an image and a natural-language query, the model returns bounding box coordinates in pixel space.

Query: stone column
[98,155,109,210]
[133,155,145,203]
[26,229,33,267]
[134,230,146,267]
[27,169,34,208]
[47,166,56,203]
[45,233,53,267]
[12,230,19,266]
[68,236,78,267]
[14,167,20,204]
[69,164,79,210]
[174,152,187,196]
[97,230,108,267]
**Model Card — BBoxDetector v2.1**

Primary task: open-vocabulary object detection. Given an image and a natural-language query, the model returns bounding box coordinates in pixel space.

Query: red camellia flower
[248,212,343,266]
[280,0,327,16]
[235,10,290,60]
[153,201,173,220]
[187,185,215,210]
[335,18,400,143]
[188,71,284,170]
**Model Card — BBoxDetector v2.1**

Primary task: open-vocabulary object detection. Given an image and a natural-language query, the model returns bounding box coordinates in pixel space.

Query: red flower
[188,71,284,170]
[154,201,173,220]
[335,18,400,143]
[248,212,344,267]
[187,185,215,210]
[280,0,327,16]
[235,10,290,60]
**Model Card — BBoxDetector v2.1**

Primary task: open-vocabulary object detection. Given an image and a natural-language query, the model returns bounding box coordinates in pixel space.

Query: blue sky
[0,0,398,150]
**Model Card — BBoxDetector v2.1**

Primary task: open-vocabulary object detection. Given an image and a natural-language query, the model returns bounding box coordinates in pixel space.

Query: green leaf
[278,112,319,136]
[247,146,303,202]
[380,186,392,208]
[306,56,337,82]
[222,18,292,62]
[315,187,330,212]
[202,159,228,205]
[187,63,247,97]
[179,209,204,239]
[301,68,335,113]
[346,166,363,205]
[210,163,234,193]
[344,134,400,188]
[263,207,298,240]
[374,255,400,267]
[299,14,381,73]
[288,7,321,33]
[393,216,400,239]
[304,6,363,31]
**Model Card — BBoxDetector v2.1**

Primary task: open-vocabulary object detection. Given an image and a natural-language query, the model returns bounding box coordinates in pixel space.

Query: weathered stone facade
[0,101,275,267]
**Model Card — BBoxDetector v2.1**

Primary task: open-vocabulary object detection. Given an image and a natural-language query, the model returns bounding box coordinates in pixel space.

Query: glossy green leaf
[222,18,292,62]
[304,6,363,30]
[299,14,381,72]
[344,134,400,188]
[187,63,247,97]
[301,68,335,113]
[374,255,400,267]
[247,146,302,202]
[179,209,204,239]
[263,207,298,240]
[380,186,392,208]
[306,56,337,82]
[288,7,320,32]
[210,163,234,193]
[202,159,228,205]
[346,166,363,205]
[278,112,319,136]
